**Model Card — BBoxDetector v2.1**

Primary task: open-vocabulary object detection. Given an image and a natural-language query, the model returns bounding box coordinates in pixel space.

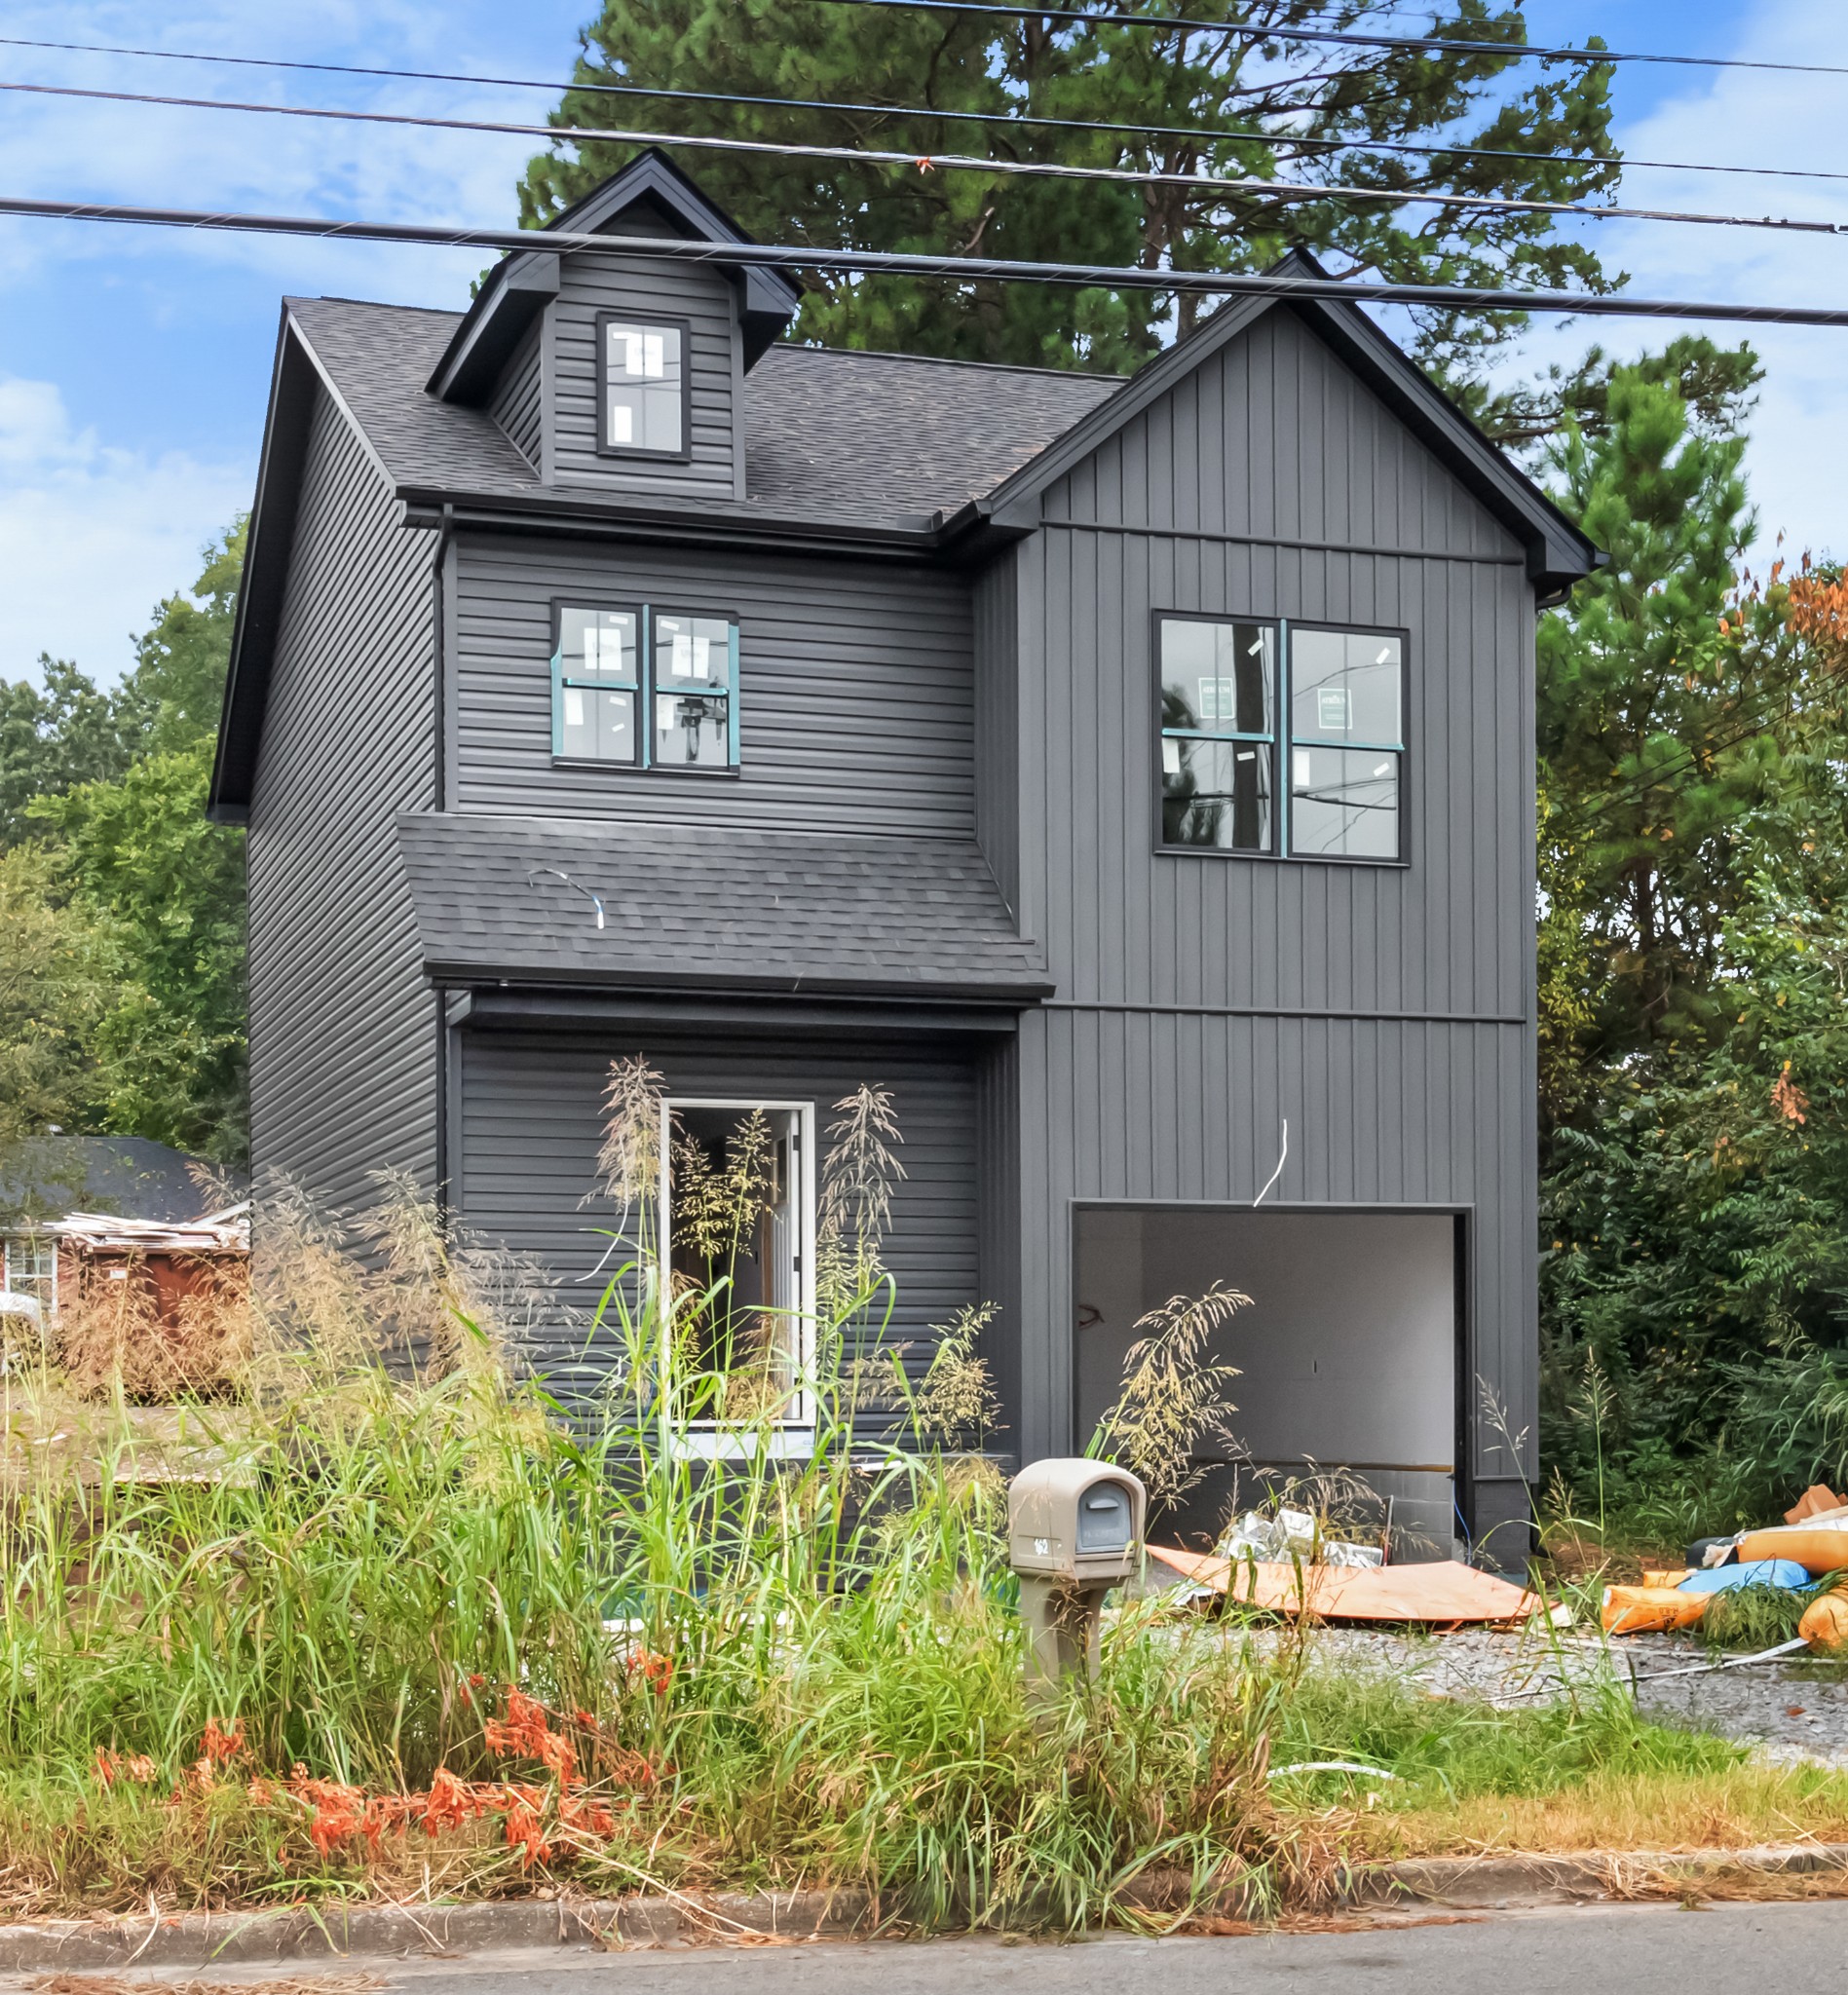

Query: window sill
[672,1426,815,1462]
[549,757,742,779]
[1155,845,1410,869]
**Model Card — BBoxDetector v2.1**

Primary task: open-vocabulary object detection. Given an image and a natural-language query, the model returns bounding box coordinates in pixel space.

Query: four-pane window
[553,602,739,772]
[1159,614,1406,862]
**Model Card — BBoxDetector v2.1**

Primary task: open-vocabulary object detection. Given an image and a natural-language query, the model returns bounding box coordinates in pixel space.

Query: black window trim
[1152,608,1412,869]
[592,310,696,465]
[548,594,742,779]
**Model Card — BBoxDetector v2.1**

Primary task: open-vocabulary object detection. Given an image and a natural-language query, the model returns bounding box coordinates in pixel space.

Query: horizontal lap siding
[487,318,544,471]
[456,1034,984,1423]
[246,389,438,1226]
[453,538,975,835]
[549,254,741,501]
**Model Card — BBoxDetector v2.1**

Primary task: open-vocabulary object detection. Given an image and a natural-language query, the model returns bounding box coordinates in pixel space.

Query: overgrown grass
[0,1070,1833,1929]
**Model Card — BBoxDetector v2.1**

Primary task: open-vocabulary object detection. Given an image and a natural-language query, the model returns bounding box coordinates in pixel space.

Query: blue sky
[0,0,1840,686]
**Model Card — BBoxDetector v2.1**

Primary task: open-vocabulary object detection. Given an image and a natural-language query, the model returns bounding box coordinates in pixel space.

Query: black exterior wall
[226,182,1595,1561]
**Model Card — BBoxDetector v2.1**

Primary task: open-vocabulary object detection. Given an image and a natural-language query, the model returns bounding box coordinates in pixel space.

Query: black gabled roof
[979,249,1602,598]
[429,148,802,402]
[275,297,1120,523]
[394,813,1052,1002]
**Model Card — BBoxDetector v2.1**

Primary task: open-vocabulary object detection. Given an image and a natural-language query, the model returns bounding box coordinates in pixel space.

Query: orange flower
[423,1765,486,1835]
[200,1717,245,1766]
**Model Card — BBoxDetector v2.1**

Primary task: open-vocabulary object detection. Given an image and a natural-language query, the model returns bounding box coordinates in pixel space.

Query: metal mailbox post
[1006,1458,1148,1685]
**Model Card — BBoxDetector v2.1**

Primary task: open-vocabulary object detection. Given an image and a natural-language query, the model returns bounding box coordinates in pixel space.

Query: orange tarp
[1146,1545,1540,1624]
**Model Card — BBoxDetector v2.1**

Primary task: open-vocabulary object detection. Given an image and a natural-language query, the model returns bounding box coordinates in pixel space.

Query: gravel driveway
[1293,1624,1848,1768]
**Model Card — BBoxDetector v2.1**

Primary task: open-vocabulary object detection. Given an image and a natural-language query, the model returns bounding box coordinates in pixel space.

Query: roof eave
[424,252,561,404]
[418,958,1056,1004]
[976,256,1602,592]
[208,311,316,824]
[426,149,801,403]
[396,483,947,554]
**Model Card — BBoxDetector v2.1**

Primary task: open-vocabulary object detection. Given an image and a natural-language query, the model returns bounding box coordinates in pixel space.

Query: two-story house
[209,150,1598,1558]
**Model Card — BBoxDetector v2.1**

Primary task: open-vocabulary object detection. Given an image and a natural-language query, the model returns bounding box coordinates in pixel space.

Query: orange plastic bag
[1602,1585,1710,1636]
[1642,1569,1694,1590]
[1800,1589,1848,1653]
[1735,1526,1848,1576]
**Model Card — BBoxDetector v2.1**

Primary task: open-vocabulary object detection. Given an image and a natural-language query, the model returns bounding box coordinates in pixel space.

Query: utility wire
[813,0,1848,79]
[10,191,1848,330]
[6,32,1847,192]
[7,79,1846,245]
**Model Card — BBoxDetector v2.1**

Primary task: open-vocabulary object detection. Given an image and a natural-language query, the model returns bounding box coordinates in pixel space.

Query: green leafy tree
[0,657,135,847]
[521,0,1617,397]
[0,844,107,1153]
[116,518,245,756]
[1535,343,1804,1061]
[0,522,249,1167]
[30,746,246,1164]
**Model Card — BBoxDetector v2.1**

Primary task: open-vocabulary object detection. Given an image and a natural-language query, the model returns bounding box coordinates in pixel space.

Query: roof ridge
[289,295,464,319]
[758,343,1124,384]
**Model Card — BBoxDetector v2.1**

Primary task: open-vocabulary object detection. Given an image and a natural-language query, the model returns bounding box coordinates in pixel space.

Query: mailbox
[1006,1458,1147,1686]
[1008,1458,1147,1581]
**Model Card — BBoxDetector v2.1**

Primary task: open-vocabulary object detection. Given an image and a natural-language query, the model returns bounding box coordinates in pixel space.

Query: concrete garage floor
[11,1902,1848,1995]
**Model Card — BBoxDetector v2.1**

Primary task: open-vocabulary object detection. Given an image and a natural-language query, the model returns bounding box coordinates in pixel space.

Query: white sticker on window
[671,632,694,677]
[1162,738,1181,777]
[1197,676,1235,725]
[1294,749,1312,786]
[608,403,633,444]
[1318,687,1352,731]
[564,690,585,728]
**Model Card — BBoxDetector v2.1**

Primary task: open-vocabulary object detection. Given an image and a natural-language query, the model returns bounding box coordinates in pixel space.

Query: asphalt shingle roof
[395,813,1051,999]
[287,296,1120,527]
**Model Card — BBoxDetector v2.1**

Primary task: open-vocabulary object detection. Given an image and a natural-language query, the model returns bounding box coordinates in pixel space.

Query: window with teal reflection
[1157,617,1404,861]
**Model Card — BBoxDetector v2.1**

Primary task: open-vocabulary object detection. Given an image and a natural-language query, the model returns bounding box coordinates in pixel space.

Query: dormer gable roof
[977,248,1601,601]
[427,147,802,405]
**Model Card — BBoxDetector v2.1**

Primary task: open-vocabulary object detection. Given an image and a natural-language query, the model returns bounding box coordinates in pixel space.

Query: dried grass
[1090,1282,1251,1504]
[1322,1762,1848,1861]
[55,1254,249,1402]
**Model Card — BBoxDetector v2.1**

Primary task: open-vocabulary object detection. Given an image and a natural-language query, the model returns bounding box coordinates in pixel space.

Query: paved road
[63,1900,1848,1995]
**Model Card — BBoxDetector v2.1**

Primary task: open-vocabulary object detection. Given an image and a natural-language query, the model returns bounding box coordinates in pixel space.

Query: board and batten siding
[993,305,1539,1536]
[450,536,976,837]
[246,385,440,1226]
[454,1032,987,1426]
[546,243,744,501]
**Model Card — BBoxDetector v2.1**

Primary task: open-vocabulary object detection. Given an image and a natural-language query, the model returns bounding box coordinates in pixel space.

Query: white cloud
[1503,0,1848,559]
[0,374,248,686]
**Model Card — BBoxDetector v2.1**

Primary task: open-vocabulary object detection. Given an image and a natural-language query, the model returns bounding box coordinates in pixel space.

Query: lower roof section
[395,812,1051,1003]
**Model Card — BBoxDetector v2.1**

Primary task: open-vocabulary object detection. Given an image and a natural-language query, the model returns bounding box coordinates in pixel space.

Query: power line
[814,0,1848,79]
[7,190,1848,330]
[5,32,1847,193]
[6,79,1845,245]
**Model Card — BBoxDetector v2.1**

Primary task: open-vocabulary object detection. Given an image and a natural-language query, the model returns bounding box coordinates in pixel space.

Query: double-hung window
[552,602,740,772]
[1157,614,1405,861]
[597,313,690,458]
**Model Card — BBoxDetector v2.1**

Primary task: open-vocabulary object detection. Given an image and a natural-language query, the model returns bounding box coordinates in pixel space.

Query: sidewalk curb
[0,1844,1842,1971]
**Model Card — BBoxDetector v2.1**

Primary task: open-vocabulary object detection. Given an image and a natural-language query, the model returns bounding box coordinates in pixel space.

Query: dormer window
[597,313,690,458]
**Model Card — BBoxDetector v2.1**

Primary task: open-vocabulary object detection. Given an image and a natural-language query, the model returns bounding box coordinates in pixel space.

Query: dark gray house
[209,151,1597,1557]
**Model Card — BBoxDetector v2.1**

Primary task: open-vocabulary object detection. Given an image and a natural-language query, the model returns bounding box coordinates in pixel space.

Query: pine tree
[519,0,1619,399]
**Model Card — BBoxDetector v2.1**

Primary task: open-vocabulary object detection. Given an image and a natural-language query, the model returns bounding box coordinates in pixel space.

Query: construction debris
[1603,1486,1848,1647]
[1146,1544,1538,1624]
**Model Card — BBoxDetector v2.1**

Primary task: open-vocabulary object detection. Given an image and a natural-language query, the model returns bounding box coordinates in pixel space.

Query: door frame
[660,1095,819,1439]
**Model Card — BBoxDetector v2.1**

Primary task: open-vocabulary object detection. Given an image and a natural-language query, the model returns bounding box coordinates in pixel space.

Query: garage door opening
[1075,1208,1460,1561]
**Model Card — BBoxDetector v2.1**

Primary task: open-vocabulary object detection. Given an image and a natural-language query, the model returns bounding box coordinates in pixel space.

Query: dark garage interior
[1074,1207,1462,1560]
